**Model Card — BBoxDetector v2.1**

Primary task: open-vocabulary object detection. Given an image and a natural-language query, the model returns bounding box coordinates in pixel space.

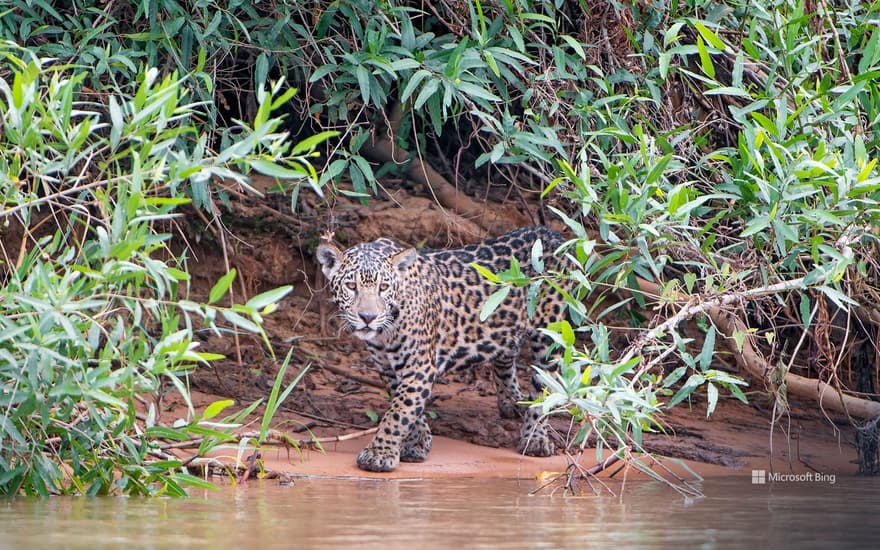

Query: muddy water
[2,476,878,548]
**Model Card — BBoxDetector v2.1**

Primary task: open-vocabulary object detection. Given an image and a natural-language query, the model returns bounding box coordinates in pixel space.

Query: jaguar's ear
[316,243,344,278]
[391,248,417,272]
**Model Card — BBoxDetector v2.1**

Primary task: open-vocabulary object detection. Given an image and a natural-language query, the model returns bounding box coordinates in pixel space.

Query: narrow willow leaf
[799,293,812,330]
[221,309,262,333]
[530,238,544,273]
[471,262,502,283]
[696,36,715,79]
[202,399,234,420]
[706,383,719,417]
[246,285,293,311]
[209,269,236,305]
[480,286,511,321]
[698,326,716,371]
[288,130,339,155]
[171,473,218,491]
[548,320,575,346]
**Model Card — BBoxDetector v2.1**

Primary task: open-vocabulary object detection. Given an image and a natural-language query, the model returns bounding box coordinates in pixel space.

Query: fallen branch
[709,307,880,419]
[619,275,811,367]
[237,427,378,446]
[630,276,880,420]
[584,453,622,475]
[317,363,385,389]
[157,427,380,471]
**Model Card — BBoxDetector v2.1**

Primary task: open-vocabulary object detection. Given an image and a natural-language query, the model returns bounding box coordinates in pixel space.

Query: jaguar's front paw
[518,434,555,457]
[356,446,399,472]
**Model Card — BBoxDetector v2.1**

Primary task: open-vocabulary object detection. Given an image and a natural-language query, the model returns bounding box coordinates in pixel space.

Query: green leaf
[255,52,269,89]
[401,69,432,103]
[645,153,672,185]
[260,349,308,443]
[250,159,308,180]
[860,29,880,73]
[799,293,812,330]
[352,154,375,183]
[480,286,511,322]
[456,81,500,103]
[698,326,716,371]
[732,51,744,87]
[732,330,746,353]
[483,49,501,77]
[191,352,225,363]
[144,426,190,441]
[521,12,555,25]
[727,383,749,404]
[547,320,575,346]
[471,262,502,283]
[832,80,867,112]
[817,285,858,309]
[308,64,338,82]
[704,86,752,98]
[246,285,293,311]
[706,382,719,417]
[291,130,340,155]
[610,356,641,379]
[530,238,544,273]
[663,366,688,388]
[355,65,371,105]
[683,273,697,294]
[740,215,769,237]
[414,78,440,110]
[664,21,686,46]
[659,51,671,79]
[389,58,421,72]
[171,473,219,491]
[696,36,715,79]
[668,374,705,408]
[694,20,726,50]
[209,269,236,305]
[202,399,234,420]
[560,34,586,60]
[221,309,262,333]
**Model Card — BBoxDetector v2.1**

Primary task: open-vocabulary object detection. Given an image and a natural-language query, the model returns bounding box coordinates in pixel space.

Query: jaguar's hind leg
[517,330,557,456]
[493,351,526,419]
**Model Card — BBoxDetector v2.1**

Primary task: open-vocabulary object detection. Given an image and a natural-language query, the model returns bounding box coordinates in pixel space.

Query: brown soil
[168,182,860,481]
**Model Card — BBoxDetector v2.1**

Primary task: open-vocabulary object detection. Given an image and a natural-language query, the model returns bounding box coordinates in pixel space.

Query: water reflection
[1,476,878,548]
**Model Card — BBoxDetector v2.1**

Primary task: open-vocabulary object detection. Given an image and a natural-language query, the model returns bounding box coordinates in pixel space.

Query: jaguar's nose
[359,312,377,325]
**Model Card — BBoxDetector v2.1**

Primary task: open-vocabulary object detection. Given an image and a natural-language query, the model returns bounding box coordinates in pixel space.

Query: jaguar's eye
[378,282,390,292]
[345,281,357,291]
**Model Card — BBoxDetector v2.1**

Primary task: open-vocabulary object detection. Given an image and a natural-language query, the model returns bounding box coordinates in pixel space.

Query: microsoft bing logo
[749,469,836,485]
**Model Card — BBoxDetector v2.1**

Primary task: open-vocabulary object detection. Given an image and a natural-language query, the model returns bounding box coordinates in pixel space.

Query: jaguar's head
[317,239,417,341]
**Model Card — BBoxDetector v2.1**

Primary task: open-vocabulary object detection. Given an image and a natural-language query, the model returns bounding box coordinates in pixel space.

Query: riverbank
[173,187,860,485]
[176,383,856,484]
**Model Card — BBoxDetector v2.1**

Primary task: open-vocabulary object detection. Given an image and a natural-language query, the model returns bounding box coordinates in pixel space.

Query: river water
[1,475,878,548]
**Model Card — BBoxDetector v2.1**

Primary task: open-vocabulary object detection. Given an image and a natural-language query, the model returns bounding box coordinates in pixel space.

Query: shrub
[0,49,325,495]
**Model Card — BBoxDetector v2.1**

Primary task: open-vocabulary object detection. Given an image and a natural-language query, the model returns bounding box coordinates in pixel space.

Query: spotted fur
[317,226,566,472]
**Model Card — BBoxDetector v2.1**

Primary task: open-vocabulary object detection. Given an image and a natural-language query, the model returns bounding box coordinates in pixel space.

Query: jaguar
[317,225,567,472]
